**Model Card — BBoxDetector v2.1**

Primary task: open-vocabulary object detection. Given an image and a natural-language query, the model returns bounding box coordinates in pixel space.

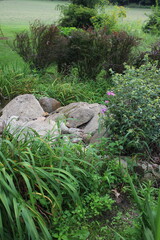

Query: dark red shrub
[13,21,68,71]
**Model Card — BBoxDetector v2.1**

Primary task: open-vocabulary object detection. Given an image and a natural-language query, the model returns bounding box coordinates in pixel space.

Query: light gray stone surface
[5,116,58,140]
[0,96,107,144]
[1,94,44,121]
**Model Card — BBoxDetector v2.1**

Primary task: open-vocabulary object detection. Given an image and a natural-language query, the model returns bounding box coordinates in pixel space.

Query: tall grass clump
[128,174,160,240]
[0,65,37,99]
[0,129,93,239]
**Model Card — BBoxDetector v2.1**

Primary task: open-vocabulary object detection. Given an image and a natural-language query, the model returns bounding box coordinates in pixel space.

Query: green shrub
[143,7,160,35]
[57,29,139,79]
[13,21,68,71]
[135,40,160,70]
[91,6,126,33]
[103,61,160,155]
[70,0,98,8]
[59,4,96,28]
[148,40,160,68]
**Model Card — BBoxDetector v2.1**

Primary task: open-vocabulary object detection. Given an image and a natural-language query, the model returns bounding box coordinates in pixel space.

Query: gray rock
[5,116,58,140]
[68,128,84,139]
[66,108,94,128]
[68,128,83,134]
[49,102,95,128]
[60,122,69,134]
[48,102,107,144]
[89,128,107,144]
[1,94,44,121]
[1,97,108,145]
[83,103,105,134]
[0,119,5,134]
[39,97,61,113]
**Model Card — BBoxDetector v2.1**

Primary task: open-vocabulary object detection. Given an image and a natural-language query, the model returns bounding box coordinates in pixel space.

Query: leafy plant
[91,6,126,34]
[59,4,96,28]
[13,21,68,71]
[104,31,140,75]
[148,40,160,68]
[56,28,110,79]
[0,130,89,239]
[103,60,160,155]
[84,192,114,217]
[143,7,160,35]
[56,28,139,80]
[127,174,160,240]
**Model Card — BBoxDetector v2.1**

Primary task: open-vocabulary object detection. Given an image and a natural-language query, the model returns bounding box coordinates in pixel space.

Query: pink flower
[107,91,115,96]
[105,100,109,103]
[101,107,107,113]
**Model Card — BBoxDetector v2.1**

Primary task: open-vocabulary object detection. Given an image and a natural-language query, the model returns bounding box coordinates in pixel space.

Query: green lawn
[0,0,151,27]
[0,0,152,66]
[0,0,68,26]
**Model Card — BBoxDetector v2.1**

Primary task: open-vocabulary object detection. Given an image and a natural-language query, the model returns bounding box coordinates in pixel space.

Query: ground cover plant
[0,1,160,239]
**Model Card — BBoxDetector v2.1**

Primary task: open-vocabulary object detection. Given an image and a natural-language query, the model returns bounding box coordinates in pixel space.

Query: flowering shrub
[103,61,160,155]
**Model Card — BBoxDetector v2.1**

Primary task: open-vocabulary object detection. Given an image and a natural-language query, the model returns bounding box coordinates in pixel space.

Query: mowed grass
[0,0,68,25]
[0,0,68,66]
[0,0,152,67]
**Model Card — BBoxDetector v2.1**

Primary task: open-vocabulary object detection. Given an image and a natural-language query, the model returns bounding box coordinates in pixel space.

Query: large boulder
[1,94,44,121]
[0,94,58,140]
[49,102,95,127]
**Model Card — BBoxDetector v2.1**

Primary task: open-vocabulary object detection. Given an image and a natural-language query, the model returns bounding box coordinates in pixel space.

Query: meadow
[0,1,160,240]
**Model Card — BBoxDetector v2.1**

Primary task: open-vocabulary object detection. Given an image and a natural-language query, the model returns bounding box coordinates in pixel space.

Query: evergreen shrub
[59,4,96,28]
[70,0,98,8]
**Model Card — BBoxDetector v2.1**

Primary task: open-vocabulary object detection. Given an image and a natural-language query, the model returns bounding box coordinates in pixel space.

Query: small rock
[82,133,91,144]
[71,138,83,143]
[39,97,61,113]
[68,128,84,139]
